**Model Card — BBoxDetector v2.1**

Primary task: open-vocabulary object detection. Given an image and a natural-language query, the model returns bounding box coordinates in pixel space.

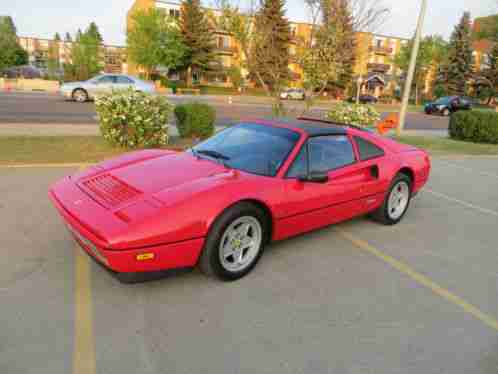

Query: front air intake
[81,173,142,208]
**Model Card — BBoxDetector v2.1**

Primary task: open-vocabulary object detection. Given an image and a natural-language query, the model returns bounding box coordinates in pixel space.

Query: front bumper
[49,180,205,277]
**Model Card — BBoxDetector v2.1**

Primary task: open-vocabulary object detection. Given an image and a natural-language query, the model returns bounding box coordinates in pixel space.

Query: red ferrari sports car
[49,118,431,282]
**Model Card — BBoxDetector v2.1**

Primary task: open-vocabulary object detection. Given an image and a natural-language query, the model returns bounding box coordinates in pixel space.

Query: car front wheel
[200,203,269,281]
[371,173,412,225]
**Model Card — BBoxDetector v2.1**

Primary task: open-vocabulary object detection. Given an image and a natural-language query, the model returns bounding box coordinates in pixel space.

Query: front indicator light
[136,253,155,261]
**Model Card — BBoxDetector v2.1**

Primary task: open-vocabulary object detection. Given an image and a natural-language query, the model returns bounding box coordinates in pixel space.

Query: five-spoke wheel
[371,173,412,225]
[200,202,269,281]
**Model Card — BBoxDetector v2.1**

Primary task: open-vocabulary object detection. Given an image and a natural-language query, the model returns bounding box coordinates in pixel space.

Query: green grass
[2,134,498,166]
[373,104,423,113]
[395,136,498,155]
[0,136,193,165]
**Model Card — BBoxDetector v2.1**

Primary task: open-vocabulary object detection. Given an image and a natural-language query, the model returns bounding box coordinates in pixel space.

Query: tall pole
[397,0,428,135]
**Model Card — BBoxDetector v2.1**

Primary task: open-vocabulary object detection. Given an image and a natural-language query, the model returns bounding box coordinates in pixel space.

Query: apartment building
[127,0,409,95]
[472,15,497,73]
[17,36,127,74]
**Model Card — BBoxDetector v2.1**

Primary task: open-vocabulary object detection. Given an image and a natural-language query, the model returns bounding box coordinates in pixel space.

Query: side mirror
[298,171,329,184]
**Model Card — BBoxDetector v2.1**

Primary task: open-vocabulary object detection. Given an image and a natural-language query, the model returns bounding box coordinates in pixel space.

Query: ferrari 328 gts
[49,118,431,282]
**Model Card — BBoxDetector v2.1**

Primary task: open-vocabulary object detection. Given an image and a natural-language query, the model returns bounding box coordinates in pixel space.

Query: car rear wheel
[72,89,88,103]
[199,202,269,281]
[371,173,412,225]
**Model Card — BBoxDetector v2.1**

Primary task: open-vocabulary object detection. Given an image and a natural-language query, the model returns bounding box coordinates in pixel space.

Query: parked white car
[60,74,156,102]
[280,88,306,100]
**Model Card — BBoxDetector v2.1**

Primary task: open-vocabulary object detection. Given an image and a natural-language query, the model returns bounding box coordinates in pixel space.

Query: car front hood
[77,152,229,209]
[112,152,226,194]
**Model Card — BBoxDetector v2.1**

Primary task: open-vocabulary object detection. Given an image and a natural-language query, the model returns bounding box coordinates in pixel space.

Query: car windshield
[87,75,105,83]
[191,123,300,177]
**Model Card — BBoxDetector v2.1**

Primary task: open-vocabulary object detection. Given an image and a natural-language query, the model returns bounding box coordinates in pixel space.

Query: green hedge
[174,102,216,139]
[449,111,498,144]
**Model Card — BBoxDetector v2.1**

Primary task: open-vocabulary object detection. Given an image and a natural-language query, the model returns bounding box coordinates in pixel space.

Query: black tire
[199,202,270,281]
[72,88,88,103]
[371,173,412,225]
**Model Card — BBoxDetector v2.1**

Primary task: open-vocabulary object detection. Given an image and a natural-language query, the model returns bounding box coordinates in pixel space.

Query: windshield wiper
[191,148,200,159]
[196,149,231,168]
[196,149,231,160]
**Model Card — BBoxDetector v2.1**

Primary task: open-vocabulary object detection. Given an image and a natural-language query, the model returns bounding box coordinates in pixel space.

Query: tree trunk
[415,83,419,106]
[186,67,192,88]
[241,45,271,97]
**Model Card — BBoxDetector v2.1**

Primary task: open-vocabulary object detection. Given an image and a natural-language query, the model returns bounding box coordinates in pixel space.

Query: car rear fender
[398,150,431,193]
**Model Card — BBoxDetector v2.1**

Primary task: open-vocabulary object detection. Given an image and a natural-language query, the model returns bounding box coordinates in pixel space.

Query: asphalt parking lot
[2,157,498,374]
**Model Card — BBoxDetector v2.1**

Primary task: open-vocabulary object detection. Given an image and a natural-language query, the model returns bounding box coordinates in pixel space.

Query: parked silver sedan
[60,74,156,102]
[280,88,306,100]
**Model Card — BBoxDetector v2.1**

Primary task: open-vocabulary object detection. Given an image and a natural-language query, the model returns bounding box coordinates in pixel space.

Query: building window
[217,36,229,49]
[290,24,297,37]
[169,9,180,18]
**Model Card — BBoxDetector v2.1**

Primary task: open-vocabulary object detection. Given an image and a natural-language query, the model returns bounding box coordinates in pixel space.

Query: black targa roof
[267,118,348,137]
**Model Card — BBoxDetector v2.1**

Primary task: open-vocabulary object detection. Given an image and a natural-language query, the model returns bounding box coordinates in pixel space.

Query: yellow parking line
[0,162,92,169]
[73,165,96,374]
[338,230,498,332]
[73,250,96,374]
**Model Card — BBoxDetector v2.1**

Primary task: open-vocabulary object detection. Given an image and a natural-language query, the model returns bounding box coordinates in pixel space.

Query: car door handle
[370,165,379,179]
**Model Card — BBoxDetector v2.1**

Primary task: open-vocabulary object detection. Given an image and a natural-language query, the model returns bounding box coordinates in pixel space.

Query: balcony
[367,63,391,73]
[369,46,393,55]
[289,71,302,81]
[215,46,238,55]
[289,54,299,64]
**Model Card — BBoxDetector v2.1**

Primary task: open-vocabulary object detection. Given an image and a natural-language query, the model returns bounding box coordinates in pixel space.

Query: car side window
[116,76,133,84]
[97,76,116,84]
[309,136,356,173]
[354,136,385,161]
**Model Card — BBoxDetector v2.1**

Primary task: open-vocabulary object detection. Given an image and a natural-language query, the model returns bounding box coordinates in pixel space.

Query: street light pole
[397,0,428,135]
[356,76,363,104]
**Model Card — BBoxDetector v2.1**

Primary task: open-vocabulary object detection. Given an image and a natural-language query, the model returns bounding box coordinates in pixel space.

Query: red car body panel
[49,120,430,276]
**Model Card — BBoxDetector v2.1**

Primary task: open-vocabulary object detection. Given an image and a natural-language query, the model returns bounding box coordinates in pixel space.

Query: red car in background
[49,118,431,282]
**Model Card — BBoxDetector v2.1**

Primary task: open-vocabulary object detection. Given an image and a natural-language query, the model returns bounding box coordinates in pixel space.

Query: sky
[2,0,496,46]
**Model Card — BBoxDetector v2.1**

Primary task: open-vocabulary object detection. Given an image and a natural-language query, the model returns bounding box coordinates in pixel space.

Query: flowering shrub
[327,103,381,127]
[95,89,172,148]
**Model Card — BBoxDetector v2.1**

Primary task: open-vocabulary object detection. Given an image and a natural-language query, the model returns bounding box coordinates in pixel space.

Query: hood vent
[81,173,142,208]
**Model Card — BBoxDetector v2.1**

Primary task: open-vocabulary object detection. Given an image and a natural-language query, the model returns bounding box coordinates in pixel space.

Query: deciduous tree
[298,0,386,110]
[127,8,188,80]
[0,16,28,70]
[47,33,61,80]
[63,24,104,81]
[392,35,447,104]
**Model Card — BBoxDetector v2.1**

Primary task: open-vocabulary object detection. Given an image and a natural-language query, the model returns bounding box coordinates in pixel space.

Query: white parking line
[425,188,498,218]
[435,160,498,179]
